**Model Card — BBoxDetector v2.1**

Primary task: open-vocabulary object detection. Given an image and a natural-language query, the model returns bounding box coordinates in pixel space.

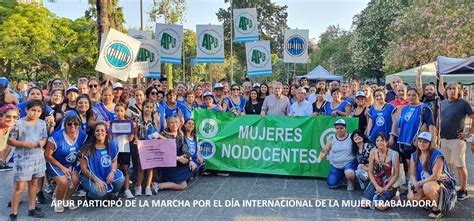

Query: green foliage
[149,0,187,24]
[0,3,97,83]
[86,0,125,31]
[383,1,474,73]
[349,0,409,81]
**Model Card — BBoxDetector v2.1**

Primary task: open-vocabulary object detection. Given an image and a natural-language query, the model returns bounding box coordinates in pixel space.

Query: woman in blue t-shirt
[78,122,124,200]
[366,89,397,142]
[222,84,246,116]
[177,91,198,122]
[325,88,352,117]
[408,132,454,219]
[44,115,87,212]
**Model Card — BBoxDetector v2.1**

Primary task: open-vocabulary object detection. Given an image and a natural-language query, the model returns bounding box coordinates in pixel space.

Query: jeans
[327,160,358,189]
[355,168,369,190]
[80,175,125,199]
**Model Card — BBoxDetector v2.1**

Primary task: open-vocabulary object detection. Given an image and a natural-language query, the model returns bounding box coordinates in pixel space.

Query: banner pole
[230,0,234,84]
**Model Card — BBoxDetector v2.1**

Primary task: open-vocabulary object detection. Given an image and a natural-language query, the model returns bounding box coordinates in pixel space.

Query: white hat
[214,83,224,89]
[203,92,214,98]
[355,91,365,98]
[253,83,261,88]
[112,82,123,90]
[417,132,432,142]
[66,86,79,94]
[334,119,346,126]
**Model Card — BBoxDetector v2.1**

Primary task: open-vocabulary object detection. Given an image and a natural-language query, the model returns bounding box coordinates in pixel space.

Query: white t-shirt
[290,100,313,116]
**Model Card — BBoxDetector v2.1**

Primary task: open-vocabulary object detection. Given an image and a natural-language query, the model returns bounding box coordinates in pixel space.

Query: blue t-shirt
[411,149,453,183]
[368,103,397,142]
[85,141,123,192]
[93,102,116,122]
[17,101,54,119]
[200,104,221,112]
[46,129,87,176]
[224,96,246,114]
[162,102,179,119]
[177,102,195,122]
[398,104,434,146]
[324,101,351,116]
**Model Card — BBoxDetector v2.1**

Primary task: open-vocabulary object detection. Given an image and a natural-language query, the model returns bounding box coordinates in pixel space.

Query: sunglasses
[67,122,80,127]
[150,92,158,95]
[153,84,162,87]
[53,81,63,86]
[4,114,18,119]
[89,84,98,88]
[232,88,240,91]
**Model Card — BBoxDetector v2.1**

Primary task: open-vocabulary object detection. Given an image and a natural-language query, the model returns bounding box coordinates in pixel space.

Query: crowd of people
[0,67,472,219]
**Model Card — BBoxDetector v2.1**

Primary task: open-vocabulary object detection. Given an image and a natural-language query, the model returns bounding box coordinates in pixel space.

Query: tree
[349,0,409,81]
[216,0,288,82]
[383,1,474,73]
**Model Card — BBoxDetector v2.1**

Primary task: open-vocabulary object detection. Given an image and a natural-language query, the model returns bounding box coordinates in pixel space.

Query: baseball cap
[66,86,79,94]
[355,91,365,98]
[417,132,432,142]
[334,119,346,127]
[112,82,123,90]
[0,77,9,88]
[203,91,214,98]
[214,83,224,89]
[253,83,261,88]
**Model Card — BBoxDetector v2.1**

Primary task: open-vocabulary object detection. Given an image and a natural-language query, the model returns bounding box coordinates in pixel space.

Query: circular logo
[247,45,270,69]
[199,119,219,138]
[235,13,256,34]
[320,128,336,148]
[65,152,77,163]
[376,116,385,126]
[100,155,112,167]
[286,35,306,56]
[199,140,216,160]
[137,42,160,69]
[198,29,223,55]
[105,42,133,69]
[158,29,181,55]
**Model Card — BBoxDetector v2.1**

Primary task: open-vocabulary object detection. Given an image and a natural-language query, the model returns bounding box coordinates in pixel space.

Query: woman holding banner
[321,119,357,191]
[153,117,194,191]
[201,92,221,112]
[324,88,352,117]
[243,89,263,115]
[222,84,246,116]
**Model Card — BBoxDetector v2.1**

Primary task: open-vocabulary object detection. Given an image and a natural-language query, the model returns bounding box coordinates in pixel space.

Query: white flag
[233,8,259,43]
[196,25,225,64]
[283,29,309,63]
[95,28,141,81]
[245,41,272,77]
[156,23,183,64]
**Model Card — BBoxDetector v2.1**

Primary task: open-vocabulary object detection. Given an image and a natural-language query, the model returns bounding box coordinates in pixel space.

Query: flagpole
[230,0,234,84]
[183,40,186,83]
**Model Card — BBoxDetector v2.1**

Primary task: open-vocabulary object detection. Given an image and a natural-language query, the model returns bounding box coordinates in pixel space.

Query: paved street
[1,151,473,220]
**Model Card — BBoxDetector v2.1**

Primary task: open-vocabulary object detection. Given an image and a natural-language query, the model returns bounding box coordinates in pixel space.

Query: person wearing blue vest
[44,115,87,213]
[182,119,204,172]
[93,87,116,123]
[324,88,352,117]
[177,91,198,122]
[222,84,246,116]
[392,88,435,175]
[201,92,221,112]
[56,95,96,136]
[78,122,124,200]
[162,89,184,125]
[366,89,397,142]
[408,132,455,219]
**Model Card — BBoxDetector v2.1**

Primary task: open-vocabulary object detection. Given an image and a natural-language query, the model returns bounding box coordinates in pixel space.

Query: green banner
[194,109,358,178]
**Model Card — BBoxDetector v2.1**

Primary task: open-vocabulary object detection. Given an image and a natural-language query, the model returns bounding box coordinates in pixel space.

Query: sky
[44,0,369,39]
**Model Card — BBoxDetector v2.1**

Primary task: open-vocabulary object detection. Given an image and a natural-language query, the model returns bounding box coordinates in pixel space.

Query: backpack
[437,177,457,213]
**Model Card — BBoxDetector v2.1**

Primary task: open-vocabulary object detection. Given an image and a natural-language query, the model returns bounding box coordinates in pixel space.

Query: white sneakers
[134,187,142,196]
[347,181,355,191]
[124,189,134,199]
[145,186,152,196]
[54,203,64,213]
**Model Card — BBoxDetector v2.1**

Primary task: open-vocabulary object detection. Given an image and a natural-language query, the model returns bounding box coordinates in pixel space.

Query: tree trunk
[97,0,110,83]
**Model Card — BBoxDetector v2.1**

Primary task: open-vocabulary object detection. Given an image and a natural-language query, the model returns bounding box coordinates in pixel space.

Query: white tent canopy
[386,60,474,86]
[297,65,343,81]
[437,55,474,74]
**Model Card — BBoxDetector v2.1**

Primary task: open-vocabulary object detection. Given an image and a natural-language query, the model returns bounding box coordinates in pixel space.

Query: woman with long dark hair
[223,84,246,116]
[78,122,124,200]
[244,89,263,115]
[351,129,375,190]
[58,95,96,136]
[182,119,204,171]
[259,83,270,102]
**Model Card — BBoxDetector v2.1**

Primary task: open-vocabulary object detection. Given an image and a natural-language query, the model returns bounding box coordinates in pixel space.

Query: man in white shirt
[290,87,313,116]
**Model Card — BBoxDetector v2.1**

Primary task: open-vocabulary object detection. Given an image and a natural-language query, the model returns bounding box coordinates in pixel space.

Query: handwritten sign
[137,139,177,169]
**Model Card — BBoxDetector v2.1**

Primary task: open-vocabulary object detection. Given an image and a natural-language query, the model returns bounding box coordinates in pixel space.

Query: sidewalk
[0,150,472,220]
